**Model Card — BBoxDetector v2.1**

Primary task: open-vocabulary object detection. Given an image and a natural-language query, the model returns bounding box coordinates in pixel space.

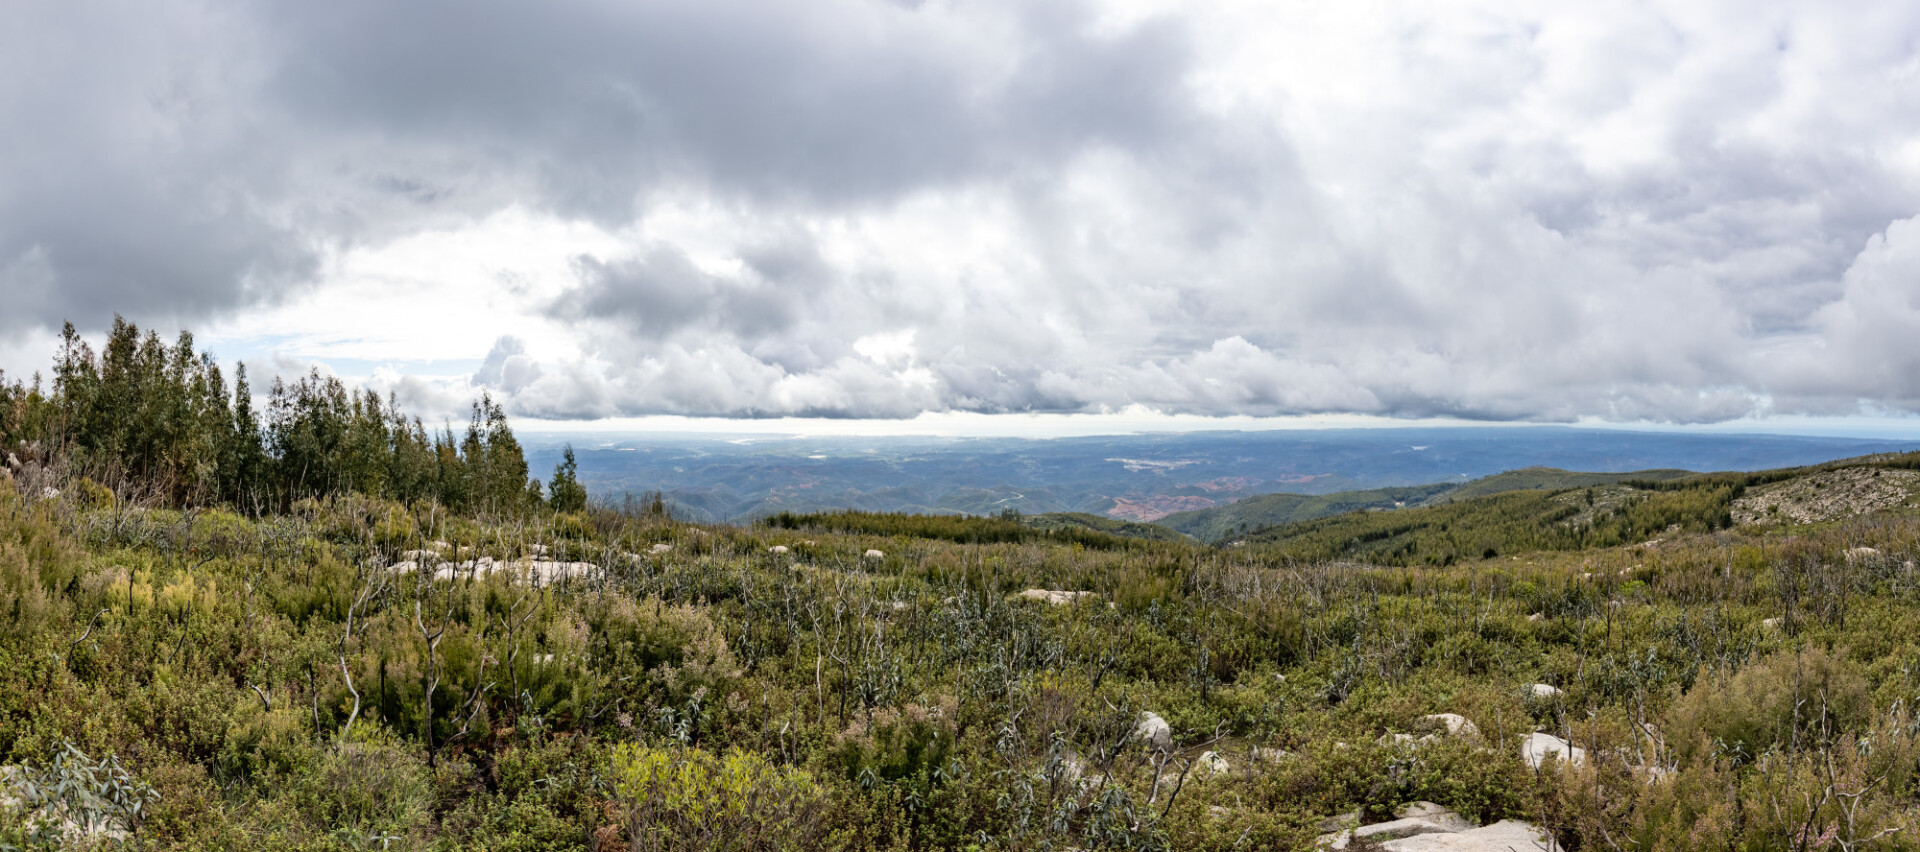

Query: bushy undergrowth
[4,460,1920,849]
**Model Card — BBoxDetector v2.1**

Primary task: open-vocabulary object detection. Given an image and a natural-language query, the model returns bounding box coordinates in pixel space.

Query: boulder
[1396,802,1475,832]
[1316,810,1361,834]
[1420,713,1481,740]
[526,560,597,585]
[1522,732,1585,769]
[1133,711,1172,753]
[1055,749,1087,782]
[1378,819,1553,851]
[864,549,885,559]
[649,543,673,555]
[1251,746,1293,764]
[1846,546,1881,563]
[1196,750,1229,777]
[1761,617,1783,631]
[1527,612,1545,622]
[1528,683,1563,699]
[1319,818,1454,850]
[1378,732,1420,749]
[1016,589,1097,605]
[768,545,789,554]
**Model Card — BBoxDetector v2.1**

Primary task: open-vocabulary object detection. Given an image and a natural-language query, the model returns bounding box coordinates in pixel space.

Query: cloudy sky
[6,0,1920,432]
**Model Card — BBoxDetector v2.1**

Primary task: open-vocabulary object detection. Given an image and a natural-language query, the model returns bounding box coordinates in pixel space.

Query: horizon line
[509,411,1920,441]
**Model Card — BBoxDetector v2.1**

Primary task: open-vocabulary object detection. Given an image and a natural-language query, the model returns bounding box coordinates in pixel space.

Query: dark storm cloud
[562,248,809,341]
[263,0,1196,216]
[1,0,1194,331]
[0,1,317,332]
[11,1,1920,424]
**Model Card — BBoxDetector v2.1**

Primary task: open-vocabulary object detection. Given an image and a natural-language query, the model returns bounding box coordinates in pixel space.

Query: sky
[6,0,1920,435]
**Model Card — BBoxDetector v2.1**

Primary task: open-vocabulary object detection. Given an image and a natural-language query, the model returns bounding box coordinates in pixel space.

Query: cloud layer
[7,0,1920,424]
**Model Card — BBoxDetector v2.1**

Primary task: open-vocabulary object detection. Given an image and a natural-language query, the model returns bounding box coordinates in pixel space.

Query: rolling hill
[1233,453,1920,565]
[1156,467,1701,542]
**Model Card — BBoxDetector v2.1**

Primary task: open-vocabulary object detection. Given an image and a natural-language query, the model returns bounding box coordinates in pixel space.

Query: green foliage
[1017,512,1192,544]
[610,743,827,852]
[0,319,545,518]
[1244,480,1742,565]
[547,444,588,515]
[1665,646,1873,765]
[14,329,1920,850]
[1157,484,1457,542]
[1,742,161,848]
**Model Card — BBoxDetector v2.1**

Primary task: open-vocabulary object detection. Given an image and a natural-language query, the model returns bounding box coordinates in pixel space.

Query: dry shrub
[1666,646,1871,766]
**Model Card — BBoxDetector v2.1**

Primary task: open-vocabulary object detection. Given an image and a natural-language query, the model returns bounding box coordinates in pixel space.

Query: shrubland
[3,324,1920,849]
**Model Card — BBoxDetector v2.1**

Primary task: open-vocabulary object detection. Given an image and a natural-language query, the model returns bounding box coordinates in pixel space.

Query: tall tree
[548,443,587,514]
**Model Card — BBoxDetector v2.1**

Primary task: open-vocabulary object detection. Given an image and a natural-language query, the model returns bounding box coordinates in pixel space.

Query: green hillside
[1241,455,1920,566]
[1433,466,1696,500]
[1019,511,1193,543]
[1156,483,1455,541]
[1157,467,1698,543]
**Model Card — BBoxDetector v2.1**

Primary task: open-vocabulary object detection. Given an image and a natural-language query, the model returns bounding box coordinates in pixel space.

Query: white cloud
[5,1,1920,427]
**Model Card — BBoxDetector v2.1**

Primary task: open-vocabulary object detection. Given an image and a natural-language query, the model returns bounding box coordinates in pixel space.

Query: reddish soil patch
[1106,495,1219,522]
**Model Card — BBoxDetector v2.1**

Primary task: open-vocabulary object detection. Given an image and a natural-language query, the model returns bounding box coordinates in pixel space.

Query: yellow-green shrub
[610,743,826,852]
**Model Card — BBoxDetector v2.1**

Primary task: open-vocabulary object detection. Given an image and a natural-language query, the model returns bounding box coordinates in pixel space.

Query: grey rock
[1522,732,1585,769]
[1395,802,1475,832]
[1319,817,1454,849]
[1134,711,1172,753]
[1379,819,1554,851]
[1196,750,1229,777]
[1420,713,1481,740]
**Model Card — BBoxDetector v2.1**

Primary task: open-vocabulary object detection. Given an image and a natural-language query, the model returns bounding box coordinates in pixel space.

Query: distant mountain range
[520,427,1920,525]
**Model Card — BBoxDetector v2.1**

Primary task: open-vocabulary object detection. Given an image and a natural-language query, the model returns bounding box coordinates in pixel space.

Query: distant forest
[0,318,588,515]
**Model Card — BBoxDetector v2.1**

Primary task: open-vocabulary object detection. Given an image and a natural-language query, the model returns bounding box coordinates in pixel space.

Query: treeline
[762,508,1165,551]
[0,317,581,515]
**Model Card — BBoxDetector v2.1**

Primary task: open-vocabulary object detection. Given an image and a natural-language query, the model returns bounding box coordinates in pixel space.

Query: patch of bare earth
[1732,467,1920,526]
[1106,495,1219,522]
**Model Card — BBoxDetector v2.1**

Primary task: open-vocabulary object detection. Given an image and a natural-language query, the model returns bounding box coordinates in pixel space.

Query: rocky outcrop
[1420,713,1481,740]
[391,556,599,586]
[1379,820,1553,851]
[1251,746,1292,764]
[1317,802,1551,851]
[1015,589,1098,606]
[1732,467,1920,526]
[1133,711,1172,753]
[1196,750,1229,777]
[1522,732,1585,769]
